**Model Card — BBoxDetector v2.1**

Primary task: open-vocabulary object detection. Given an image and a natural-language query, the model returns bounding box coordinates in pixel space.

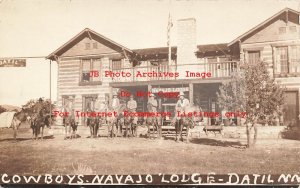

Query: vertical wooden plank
[189,83,193,105]
[148,84,152,100]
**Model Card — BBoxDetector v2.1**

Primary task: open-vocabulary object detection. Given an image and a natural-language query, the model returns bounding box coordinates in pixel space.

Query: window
[85,43,90,50]
[289,46,300,73]
[80,59,101,84]
[275,46,288,74]
[93,42,98,49]
[279,27,286,34]
[247,51,260,64]
[289,26,297,33]
[111,60,122,70]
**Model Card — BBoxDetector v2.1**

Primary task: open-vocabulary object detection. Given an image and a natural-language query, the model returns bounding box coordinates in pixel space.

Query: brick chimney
[176,18,198,78]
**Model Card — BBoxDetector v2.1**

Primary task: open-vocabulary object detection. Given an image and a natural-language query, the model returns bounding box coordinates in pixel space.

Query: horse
[63,113,78,139]
[145,103,162,139]
[172,105,200,143]
[86,114,100,138]
[115,105,137,138]
[30,109,52,140]
[11,110,28,140]
[106,104,126,138]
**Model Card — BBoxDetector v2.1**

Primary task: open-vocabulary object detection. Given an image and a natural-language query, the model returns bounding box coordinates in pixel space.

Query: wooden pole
[189,83,193,105]
[49,60,52,126]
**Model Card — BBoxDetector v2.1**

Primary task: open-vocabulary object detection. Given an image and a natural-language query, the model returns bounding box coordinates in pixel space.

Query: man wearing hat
[127,95,138,125]
[147,93,158,112]
[175,91,190,113]
[111,92,120,111]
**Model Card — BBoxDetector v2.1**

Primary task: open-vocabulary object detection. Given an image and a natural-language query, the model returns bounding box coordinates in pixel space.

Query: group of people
[59,91,193,138]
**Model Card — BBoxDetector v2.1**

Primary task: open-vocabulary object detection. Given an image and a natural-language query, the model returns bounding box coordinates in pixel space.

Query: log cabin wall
[237,11,300,125]
[55,36,126,125]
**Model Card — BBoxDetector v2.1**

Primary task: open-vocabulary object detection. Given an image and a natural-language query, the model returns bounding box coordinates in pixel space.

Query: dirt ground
[0,123,299,175]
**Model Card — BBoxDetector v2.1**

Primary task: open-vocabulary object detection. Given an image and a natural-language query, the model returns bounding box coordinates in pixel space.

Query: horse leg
[151,120,155,139]
[96,123,99,138]
[146,122,150,139]
[92,124,96,138]
[31,125,34,140]
[35,124,39,140]
[41,126,44,140]
[125,121,128,138]
[13,127,17,140]
[175,121,179,142]
[186,125,190,143]
[64,124,67,140]
[31,122,35,140]
[108,123,112,138]
[132,124,136,137]
[110,122,114,138]
[180,120,184,142]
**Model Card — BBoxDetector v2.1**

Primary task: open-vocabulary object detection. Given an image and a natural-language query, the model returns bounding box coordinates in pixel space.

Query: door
[82,95,97,125]
[283,91,299,126]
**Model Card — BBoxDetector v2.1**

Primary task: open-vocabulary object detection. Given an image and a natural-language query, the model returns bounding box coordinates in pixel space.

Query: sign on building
[151,87,189,93]
[0,59,26,67]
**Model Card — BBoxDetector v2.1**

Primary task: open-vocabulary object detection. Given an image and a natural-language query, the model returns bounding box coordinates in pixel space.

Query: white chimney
[177,18,198,65]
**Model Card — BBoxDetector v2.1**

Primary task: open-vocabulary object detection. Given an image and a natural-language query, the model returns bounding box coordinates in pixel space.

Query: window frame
[246,50,261,64]
[79,58,102,86]
[273,45,300,77]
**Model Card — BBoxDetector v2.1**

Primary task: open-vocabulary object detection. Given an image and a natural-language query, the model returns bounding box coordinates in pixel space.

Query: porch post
[147,84,152,100]
[189,83,193,105]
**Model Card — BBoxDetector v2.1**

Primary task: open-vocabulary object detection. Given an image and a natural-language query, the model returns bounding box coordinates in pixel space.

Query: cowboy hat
[150,93,155,97]
[179,91,185,96]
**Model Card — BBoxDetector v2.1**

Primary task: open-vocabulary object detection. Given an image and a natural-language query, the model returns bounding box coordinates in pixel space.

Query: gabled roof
[228,7,300,46]
[47,28,132,61]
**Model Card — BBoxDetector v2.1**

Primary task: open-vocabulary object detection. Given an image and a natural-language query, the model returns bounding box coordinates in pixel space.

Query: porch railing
[110,61,239,83]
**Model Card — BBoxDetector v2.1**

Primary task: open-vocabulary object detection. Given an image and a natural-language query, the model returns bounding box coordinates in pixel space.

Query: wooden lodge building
[47,8,300,126]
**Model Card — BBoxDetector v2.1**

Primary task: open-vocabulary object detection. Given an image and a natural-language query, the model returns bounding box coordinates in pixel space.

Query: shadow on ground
[0,135,55,142]
[189,138,246,148]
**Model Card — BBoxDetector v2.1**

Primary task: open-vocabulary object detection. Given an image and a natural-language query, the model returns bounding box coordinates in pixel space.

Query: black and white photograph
[0,0,300,186]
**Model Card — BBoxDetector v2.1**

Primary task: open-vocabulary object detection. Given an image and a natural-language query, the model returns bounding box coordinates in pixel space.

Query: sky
[0,0,299,107]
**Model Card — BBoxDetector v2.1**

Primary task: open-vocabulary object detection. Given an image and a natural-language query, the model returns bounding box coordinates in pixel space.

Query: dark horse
[123,108,138,138]
[145,103,162,139]
[172,105,199,143]
[86,112,100,138]
[30,109,51,140]
[116,105,137,138]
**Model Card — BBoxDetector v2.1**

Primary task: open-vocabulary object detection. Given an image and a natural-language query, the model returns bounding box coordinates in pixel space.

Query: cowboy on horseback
[126,95,138,137]
[148,93,158,112]
[175,92,190,115]
[146,93,162,138]
[111,92,120,111]
[107,92,120,137]
[173,91,191,142]
[31,98,47,139]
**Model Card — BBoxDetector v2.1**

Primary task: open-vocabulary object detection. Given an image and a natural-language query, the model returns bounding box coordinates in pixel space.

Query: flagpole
[49,60,52,127]
[298,2,300,39]
[167,0,173,68]
[168,16,172,65]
